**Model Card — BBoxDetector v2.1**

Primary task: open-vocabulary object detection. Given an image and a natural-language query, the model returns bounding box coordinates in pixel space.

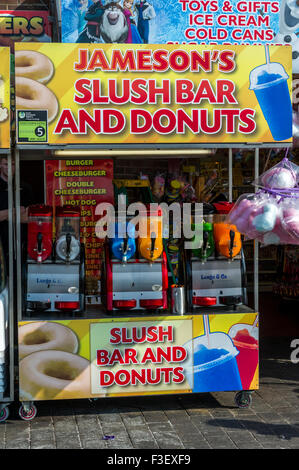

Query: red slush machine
[102,206,168,312]
[25,205,85,314]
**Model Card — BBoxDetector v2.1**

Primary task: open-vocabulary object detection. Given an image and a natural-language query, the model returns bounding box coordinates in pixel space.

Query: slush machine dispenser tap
[36,232,43,263]
[229,229,235,260]
[65,232,72,262]
[150,232,156,260]
[121,238,128,263]
[202,230,209,262]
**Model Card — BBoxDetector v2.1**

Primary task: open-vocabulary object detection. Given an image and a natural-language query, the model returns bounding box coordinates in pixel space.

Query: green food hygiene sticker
[17,110,48,143]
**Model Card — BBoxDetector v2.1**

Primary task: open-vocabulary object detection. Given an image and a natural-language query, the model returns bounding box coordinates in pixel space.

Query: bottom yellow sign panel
[18,313,258,401]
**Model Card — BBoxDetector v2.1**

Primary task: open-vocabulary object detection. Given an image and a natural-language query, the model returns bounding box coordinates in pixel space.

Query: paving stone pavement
[1,337,298,451]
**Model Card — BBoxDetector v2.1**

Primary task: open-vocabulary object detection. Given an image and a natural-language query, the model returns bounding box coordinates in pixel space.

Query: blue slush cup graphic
[249,60,292,141]
[183,326,242,392]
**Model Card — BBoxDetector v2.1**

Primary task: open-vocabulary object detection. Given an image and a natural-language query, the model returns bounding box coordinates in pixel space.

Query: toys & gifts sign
[60,0,299,77]
[60,0,282,46]
[15,42,292,145]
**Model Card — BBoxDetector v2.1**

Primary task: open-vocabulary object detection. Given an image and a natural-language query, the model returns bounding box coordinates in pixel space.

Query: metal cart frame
[0,150,15,421]
[12,141,291,418]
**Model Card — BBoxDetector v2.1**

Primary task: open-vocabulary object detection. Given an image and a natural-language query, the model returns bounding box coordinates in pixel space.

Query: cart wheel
[0,406,9,423]
[19,404,37,421]
[235,391,252,409]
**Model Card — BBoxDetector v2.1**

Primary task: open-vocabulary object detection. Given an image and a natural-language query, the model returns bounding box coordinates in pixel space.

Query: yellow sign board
[15,43,292,146]
[18,313,258,401]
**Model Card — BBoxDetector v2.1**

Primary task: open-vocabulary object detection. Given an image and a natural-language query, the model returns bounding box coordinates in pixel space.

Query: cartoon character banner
[18,312,258,401]
[0,47,10,149]
[14,42,292,146]
[60,0,298,72]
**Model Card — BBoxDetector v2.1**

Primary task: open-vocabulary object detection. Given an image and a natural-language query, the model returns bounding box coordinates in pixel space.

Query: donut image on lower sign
[19,321,79,359]
[19,350,93,400]
[18,322,106,400]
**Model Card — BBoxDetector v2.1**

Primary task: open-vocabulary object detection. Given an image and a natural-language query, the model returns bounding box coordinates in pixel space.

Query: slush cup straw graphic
[249,45,292,141]
[183,316,242,392]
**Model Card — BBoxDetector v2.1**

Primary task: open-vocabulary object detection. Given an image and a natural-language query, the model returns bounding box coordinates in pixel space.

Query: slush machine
[25,205,85,314]
[102,207,168,312]
[187,203,247,309]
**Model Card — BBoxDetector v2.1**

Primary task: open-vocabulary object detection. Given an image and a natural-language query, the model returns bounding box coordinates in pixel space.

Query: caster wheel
[19,404,37,421]
[0,406,9,423]
[235,391,252,409]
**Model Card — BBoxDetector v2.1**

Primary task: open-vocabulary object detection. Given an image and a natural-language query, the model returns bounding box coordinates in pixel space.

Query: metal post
[228,147,233,202]
[54,0,62,42]
[7,152,14,402]
[14,149,22,322]
[254,148,259,312]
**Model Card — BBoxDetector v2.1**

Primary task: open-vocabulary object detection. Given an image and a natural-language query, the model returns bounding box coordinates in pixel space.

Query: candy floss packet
[252,156,299,190]
[227,156,299,246]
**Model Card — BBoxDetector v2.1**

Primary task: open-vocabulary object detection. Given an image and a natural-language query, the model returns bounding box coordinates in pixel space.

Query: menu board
[45,158,114,299]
